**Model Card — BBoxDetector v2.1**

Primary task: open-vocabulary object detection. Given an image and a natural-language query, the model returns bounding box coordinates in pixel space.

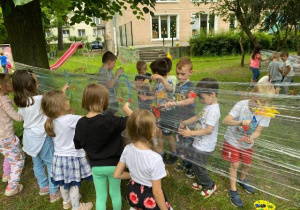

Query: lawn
[1,51,299,210]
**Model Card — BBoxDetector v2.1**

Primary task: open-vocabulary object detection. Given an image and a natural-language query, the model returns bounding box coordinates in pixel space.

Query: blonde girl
[12,70,60,202]
[0,74,24,196]
[41,88,93,210]
[114,109,173,210]
[73,84,130,210]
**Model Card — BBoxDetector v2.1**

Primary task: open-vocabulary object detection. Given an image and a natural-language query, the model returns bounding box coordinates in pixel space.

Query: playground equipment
[50,42,84,70]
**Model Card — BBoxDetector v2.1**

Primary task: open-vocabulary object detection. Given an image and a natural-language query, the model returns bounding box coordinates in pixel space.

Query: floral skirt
[126,180,172,210]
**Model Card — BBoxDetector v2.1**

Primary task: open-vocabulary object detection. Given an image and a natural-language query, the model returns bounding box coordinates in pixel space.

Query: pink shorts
[222,141,253,164]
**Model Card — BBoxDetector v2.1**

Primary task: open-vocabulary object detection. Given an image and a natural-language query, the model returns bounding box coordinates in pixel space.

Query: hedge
[189,30,299,56]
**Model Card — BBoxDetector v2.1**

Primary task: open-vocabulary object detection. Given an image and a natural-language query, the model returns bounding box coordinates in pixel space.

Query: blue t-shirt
[174,81,196,120]
[0,56,7,66]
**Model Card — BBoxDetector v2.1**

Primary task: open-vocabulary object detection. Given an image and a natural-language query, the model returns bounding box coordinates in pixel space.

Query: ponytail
[45,118,56,137]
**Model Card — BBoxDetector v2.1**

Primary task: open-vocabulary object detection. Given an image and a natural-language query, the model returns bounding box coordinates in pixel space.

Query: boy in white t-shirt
[178,78,220,198]
[222,83,275,208]
[280,51,294,94]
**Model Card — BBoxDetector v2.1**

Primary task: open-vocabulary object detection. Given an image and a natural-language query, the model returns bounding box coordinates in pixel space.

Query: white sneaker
[201,184,217,198]
[4,184,23,196]
[74,202,93,210]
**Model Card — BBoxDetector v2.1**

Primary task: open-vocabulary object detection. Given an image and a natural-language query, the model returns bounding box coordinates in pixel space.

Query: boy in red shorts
[222,83,275,208]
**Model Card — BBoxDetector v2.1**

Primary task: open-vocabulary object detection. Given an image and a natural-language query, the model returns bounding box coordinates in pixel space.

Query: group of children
[250,46,294,94]
[0,50,277,209]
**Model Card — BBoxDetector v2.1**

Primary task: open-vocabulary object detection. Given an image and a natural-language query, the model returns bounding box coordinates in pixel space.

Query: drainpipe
[112,13,118,55]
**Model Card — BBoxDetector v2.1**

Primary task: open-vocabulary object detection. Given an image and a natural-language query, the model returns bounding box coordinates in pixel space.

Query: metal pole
[125,24,128,47]
[119,26,123,46]
[171,20,174,47]
[130,21,133,46]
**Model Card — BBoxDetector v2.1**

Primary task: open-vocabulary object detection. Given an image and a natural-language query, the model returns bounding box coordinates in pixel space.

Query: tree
[0,0,155,68]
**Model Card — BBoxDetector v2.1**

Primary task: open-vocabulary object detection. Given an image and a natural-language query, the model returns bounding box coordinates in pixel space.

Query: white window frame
[191,13,218,35]
[150,14,179,41]
[62,30,70,38]
[92,17,102,25]
[156,0,179,3]
[78,29,85,36]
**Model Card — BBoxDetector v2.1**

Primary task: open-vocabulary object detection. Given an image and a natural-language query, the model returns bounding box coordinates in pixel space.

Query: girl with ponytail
[41,87,93,210]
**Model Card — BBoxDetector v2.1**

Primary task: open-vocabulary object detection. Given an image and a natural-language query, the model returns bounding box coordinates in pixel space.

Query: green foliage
[69,36,87,42]
[95,37,102,42]
[0,9,8,42]
[190,31,298,56]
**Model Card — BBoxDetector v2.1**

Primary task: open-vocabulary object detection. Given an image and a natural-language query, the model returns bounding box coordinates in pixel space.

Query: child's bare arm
[152,179,168,210]
[165,97,195,108]
[114,161,131,179]
[283,65,291,76]
[61,83,69,93]
[181,115,198,126]
[222,114,250,126]
[152,74,173,92]
[178,125,214,138]
[122,102,133,116]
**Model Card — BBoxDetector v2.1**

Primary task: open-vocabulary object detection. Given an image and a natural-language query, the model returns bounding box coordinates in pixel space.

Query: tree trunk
[0,0,49,68]
[295,24,300,56]
[57,25,64,51]
[239,35,245,66]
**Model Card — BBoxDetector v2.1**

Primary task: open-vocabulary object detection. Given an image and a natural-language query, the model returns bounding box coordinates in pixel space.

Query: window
[62,30,70,38]
[151,15,178,40]
[93,29,102,36]
[191,13,216,35]
[78,29,85,36]
[92,17,102,25]
[229,14,237,30]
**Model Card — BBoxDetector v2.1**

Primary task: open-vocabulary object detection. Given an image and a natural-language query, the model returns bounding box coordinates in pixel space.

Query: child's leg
[3,157,11,176]
[229,162,240,191]
[69,186,80,210]
[92,167,109,210]
[165,135,176,153]
[240,163,251,181]
[156,129,164,154]
[32,156,48,189]
[192,151,214,189]
[60,186,70,203]
[107,167,122,210]
[38,136,58,195]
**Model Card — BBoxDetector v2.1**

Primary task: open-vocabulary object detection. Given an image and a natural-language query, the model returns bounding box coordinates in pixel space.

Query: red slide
[50,42,84,70]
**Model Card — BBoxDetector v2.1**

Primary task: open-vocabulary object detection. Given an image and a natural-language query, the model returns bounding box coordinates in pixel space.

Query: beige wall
[113,2,232,46]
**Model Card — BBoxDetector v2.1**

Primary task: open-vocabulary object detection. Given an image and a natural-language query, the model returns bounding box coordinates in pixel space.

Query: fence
[119,21,133,47]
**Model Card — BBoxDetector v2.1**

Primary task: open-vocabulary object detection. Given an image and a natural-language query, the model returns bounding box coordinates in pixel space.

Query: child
[114,109,173,210]
[267,52,283,94]
[280,51,294,94]
[165,57,196,177]
[249,46,268,84]
[12,70,60,202]
[0,52,8,74]
[135,60,152,110]
[98,51,124,114]
[73,84,131,210]
[41,88,93,210]
[178,78,220,198]
[140,58,174,158]
[0,74,25,196]
[222,83,275,208]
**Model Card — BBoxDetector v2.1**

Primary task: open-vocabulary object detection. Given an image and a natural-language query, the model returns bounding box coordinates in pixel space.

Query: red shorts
[222,140,253,164]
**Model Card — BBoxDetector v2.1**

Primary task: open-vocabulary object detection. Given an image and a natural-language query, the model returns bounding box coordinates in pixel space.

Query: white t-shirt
[192,104,220,152]
[18,95,47,157]
[224,100,270,149]
[120,143,167,187]
[53,114,85,157]
[284,60,294,77]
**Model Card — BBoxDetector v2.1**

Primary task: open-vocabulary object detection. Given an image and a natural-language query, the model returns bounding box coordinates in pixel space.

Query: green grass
[1,52,299,209]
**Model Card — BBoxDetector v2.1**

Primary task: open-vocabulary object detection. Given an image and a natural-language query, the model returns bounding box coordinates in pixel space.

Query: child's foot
[76,202,93,210]
[50,190,61,203]
[191,183,203,191]
[185,169,195,179]
[39,186,49,195]
[174,162,185,172]
[238,179,255,194]
[165,155,178,165]
[201,184,217,198]
[228,190,243,208]
[2,174,9,182]
[63,201,71,209]
[4,184,23,196]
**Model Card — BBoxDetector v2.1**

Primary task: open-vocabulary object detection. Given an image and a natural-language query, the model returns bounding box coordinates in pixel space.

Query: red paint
[188,92,197,98]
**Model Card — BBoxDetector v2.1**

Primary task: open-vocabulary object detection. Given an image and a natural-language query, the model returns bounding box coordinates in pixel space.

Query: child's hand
[138,94,148,101]
[245,136,254,144]
[177,123,186,132]
[122,102,131,110]
[241,120,251,126]
[151,74,162,81]
[115,68,124,77]
[164,101,176,108]
[70,107,76,115]
[178,126,193,137]
[61,83,69,93]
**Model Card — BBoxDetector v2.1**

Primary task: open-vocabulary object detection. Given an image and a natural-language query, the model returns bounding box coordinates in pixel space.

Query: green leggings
[92,166,121,210]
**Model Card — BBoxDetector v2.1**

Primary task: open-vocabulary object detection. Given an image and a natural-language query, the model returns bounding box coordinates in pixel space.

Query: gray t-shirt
[98,67,117,103]
[224,100,270,149]
[120,143,167,187]
[268,61,283,82]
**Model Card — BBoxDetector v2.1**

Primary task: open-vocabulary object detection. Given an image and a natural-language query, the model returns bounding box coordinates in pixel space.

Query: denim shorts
[250,67,260,80]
